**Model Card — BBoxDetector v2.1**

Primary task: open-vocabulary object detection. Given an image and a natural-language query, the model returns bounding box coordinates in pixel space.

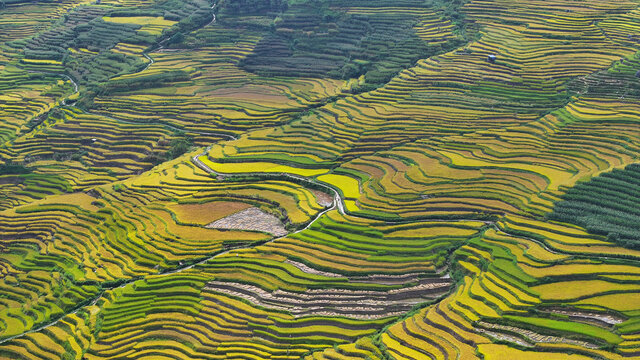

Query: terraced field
[1,0,640,359]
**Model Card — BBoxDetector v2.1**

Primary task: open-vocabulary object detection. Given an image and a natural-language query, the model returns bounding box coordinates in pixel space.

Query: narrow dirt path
[0,150,336,345]
[1,143,617,346]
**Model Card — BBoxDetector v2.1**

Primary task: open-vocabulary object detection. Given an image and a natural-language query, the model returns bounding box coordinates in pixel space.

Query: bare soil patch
[311,189,333,208]
[206,207,288,237]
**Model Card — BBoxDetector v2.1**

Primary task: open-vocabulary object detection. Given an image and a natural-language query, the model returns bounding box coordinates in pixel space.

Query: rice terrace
[0,0,640,358]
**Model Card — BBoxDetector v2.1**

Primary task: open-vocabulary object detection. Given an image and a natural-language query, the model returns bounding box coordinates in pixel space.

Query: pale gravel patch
[477,321,599,349]
[285,260,344,278]
[203,278,451,320]
[206,207,288,237]
[311,189,334,208]
[549,308,624,325]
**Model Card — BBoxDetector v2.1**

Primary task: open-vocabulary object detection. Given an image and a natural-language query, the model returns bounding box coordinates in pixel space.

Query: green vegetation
[145,135,194,165]
[550,164,640,249]
[233,0,467,89]
[0,162,31,175]
[0,0,639,359]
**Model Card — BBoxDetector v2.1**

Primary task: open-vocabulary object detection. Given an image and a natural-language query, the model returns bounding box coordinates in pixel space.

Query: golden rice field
[0,0,640,359]
[102,16,177,35]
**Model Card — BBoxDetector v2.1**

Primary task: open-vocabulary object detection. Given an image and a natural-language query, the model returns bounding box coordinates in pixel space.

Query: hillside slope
[0,0,640,359]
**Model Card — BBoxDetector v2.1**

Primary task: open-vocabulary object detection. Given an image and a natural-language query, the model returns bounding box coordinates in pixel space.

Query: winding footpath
[191,150,597,261]
[25,71,78,106]
[68,2,236,139]
[0,166,336,345]
[0,140,615,346]
[2,0,624,350]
